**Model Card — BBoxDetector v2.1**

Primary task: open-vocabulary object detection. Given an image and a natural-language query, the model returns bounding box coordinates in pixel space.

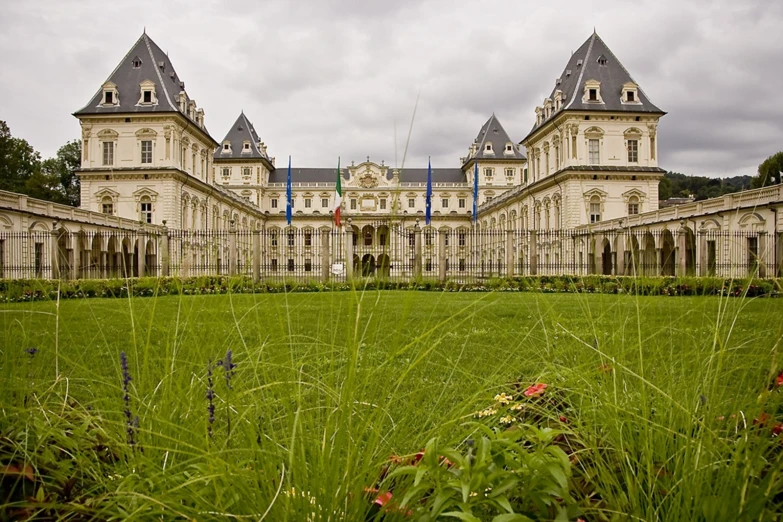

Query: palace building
[0,30,780,281]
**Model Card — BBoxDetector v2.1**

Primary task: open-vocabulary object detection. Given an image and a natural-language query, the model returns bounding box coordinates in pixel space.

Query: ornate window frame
[582,79,604,104]
[621,82,641,104]
[583,188,607,223]
[137,79,158,106]
[101,81,119,106]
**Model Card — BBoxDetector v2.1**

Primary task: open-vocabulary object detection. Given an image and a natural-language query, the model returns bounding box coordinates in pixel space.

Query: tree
[39,140,82,206]
[751,152,783,188]
[0,120,41,194]
[658,175,672,201]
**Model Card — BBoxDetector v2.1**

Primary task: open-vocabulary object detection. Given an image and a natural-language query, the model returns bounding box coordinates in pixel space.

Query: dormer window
[101,82,119,106]
[132,56,142,69]
[583,80,603,104]
[221,141,231,154]
[505,143,513,153]
[485,142,493,153]
[621,82,640,104]
[597,55,607,66]
[137,80,157,105]
[242,141,251,153]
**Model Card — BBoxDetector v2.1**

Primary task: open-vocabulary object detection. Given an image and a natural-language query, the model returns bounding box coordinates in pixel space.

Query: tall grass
[0,281,781,520]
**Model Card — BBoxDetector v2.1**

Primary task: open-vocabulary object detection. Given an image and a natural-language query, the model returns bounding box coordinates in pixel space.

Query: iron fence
[0,226,779,282]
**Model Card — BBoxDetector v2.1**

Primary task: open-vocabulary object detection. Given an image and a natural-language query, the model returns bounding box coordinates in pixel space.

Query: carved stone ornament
[359,172,379,188]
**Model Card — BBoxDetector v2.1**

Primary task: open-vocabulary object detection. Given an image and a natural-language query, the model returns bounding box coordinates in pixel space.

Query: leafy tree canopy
[751,151,783,189]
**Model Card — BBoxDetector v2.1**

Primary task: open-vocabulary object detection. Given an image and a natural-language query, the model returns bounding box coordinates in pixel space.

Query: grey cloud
[0,0,781,179]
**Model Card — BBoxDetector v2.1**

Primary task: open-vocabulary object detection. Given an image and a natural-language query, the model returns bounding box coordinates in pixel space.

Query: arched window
[101,196,114,215]
[140,196,153,224]
[589,195,602,223]
[628,196,639,215]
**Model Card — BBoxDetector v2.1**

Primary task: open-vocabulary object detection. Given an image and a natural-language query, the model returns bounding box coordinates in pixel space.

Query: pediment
[347,161,390,188]
[133,187,159,202]
[622,188,646,202]
[94,187,119,202]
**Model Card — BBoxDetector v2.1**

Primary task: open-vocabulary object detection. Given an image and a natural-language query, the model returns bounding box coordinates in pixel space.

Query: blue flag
[425,156,432,225]
[472,161,478,223]
[286,155,292,226]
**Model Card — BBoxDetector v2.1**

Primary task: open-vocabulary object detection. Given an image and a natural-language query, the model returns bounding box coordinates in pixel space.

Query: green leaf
[494,495,514,513]
[492,514,534,522]
[442,511,482,522]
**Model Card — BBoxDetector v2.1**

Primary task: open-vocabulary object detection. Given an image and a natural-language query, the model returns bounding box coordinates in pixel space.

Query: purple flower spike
[120,351,137,446]
[25,347,39,358]
[217,349,237,390]
[206,363,215,438]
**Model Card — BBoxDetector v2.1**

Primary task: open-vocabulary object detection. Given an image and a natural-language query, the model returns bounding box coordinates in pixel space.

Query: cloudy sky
[1,0,781,178]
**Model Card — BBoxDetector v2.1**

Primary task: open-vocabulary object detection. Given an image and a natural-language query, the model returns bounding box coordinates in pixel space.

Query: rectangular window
[458,231,466,246]
[588,139,599,164]
[425,232,432,246]
[408,198,415,208]
[350,198,357,210]
[379,199,386,210]
[484,167,493,177]
[287,259,294,272]
[444,233,449,246]
[628,203,639,215]
[459,258,466,272]
[445,258,450,271]
[322,198,329,208]
[141,140,152,164]
[627,91,635,102]
[305,259,312,272]
[143,91,152,103]
[505,168,514,177]
[425,258,432,272]
[589,88,597,101]
[271,258,278,271]
[102,142,114,166]
[242,167,251,178]
[287,232,295,247]
[102,202,113,215]
[304,231,312,246]
[305,198,312,208]
[441,198,449,208]
[408,232,415,247]
[104,91,113,104]
[271,233,278,247]
[627,140,638,163]
[523,168,528,183]
[589,202,601,223]
[222,168,230,178]
[141,202,152,223]
[458,198,466,208]
[748,236,759,271]
[271,198,278,209]
[707,240,716,275]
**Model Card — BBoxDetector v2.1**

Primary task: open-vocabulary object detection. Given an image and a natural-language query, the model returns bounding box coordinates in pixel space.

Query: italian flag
[334,157,342,227]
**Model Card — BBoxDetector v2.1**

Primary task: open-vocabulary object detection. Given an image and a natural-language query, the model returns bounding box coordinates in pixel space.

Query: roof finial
[143,26,146,35]
[593,26,597,35]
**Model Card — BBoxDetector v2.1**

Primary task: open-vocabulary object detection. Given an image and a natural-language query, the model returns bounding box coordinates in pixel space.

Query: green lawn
[1,291,782,520]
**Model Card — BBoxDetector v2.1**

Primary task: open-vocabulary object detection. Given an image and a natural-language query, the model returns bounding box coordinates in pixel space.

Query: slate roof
[268,167,467,184]
[466,115,526,165]
[526,31,664,138]
[74,32,212,138]
[214,112,270,161]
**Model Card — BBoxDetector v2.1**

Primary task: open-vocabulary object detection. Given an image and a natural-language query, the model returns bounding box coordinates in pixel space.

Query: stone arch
[642,231,656,276]
[107,235,119,278]
[362,224,374,247]
[660,229,675,276]
[601,237,612,275]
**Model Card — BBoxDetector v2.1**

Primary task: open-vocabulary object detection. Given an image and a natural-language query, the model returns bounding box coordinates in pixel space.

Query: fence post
[229,222,237,276]
[50,228,59,280]
[321,229,330,283]
[438,229,447,282]
[346,221,354,280]
[505,229,514,278]
[161,224,170,277]
[414,220,422,280]
[252,228,261,282]
[136,233,146,278]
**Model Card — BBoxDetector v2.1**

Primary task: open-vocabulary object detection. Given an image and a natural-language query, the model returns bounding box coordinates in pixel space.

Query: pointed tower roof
[464,114,526,167]
[526,32,664,138]
[74,32,210,134]
[214,112,271,161]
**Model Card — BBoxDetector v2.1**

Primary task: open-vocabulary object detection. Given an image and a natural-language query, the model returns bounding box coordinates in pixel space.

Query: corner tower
[521,31,666,227]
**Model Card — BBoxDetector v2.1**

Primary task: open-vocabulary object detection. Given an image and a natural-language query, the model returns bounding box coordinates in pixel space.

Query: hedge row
[0,275,780,303]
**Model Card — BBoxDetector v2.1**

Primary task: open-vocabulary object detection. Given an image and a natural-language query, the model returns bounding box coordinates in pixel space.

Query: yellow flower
[499,415,515,425]
[494,393,514,405]
[510,403,523,411]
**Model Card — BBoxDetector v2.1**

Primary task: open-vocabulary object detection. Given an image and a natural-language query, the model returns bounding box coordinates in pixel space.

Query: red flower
[374,491,393,507]
[598,363,612,373]
[524,383,548,397]
[772,423,783,437]
[776,372,783,387]
[754,412,770,426]
[558,415,568,423]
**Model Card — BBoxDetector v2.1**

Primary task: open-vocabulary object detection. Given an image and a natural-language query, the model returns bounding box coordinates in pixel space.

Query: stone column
[438,229,447,282]
[414,220,422,280]
[529,230,538,276]
[676,229,687,277]
[615,232,625,276]
[136,234,146,278]
[50,228,59,280]
[161,226,170,277]
[229,223,237,276]
[321,229,330,283]
[505,229,514,278]
[346,222,354,281]
[697,231,707,277]
[252,228,261,282]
